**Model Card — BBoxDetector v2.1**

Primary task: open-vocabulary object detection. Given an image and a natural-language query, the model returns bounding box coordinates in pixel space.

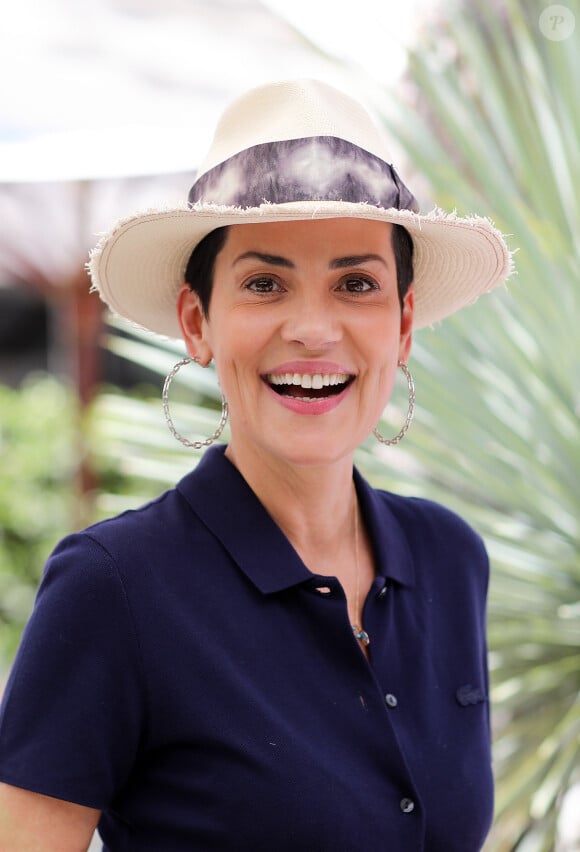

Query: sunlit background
[0,0,425,180]
[1,1,578,850]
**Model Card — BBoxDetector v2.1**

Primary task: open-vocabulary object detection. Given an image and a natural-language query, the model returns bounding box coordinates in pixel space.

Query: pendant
[352,624,370,646]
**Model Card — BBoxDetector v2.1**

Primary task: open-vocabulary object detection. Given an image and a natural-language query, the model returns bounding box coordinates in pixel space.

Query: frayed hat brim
[88,199,514,338]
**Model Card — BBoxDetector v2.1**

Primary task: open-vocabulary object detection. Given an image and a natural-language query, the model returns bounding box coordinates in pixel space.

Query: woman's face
[178,218,413,469]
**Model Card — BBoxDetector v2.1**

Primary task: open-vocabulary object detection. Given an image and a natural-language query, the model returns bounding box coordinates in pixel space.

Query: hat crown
[196,78,393,178]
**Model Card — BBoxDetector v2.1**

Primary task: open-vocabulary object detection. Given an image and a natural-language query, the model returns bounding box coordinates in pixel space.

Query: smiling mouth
[264,372,354,401]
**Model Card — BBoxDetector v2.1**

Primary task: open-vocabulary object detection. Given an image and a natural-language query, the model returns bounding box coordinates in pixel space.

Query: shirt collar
[177,446,414,594]
[353,465,415,588]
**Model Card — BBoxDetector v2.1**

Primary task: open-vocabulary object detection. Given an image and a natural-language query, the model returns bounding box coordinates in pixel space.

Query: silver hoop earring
[162,357,229,449]
[373,361,415,446]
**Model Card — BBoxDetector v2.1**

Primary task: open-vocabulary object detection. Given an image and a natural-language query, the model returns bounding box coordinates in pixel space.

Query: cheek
[363,320,400,368]
[209,333,261,403]
[213,306,277,364]
[370,362,397,401]
[362,339,401,406]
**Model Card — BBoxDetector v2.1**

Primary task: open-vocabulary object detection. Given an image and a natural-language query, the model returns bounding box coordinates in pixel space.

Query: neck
[224,442,356,572]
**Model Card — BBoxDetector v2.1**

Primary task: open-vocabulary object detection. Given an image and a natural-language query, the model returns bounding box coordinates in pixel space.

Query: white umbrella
[0,0,356,182]
[0,0,426,181]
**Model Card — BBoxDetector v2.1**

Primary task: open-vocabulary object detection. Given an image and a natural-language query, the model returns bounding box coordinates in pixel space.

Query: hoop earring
[162,356,229,449]
[373,361,415,446]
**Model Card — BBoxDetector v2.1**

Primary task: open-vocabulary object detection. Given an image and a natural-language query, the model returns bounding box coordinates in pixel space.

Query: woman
[0,79,512,850]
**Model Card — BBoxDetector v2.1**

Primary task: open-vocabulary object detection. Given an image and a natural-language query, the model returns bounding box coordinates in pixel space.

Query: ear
[177,284,213,365]
[398,286,414,363]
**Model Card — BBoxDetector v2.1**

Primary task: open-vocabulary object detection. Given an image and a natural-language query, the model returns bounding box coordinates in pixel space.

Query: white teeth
[267,372,351,388]
[311,374,323,390]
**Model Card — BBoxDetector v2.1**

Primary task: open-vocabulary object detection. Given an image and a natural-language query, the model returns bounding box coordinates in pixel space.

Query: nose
[280,290,342,350]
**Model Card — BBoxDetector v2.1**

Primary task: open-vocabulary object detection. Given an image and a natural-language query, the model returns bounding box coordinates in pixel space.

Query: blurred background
[0,0,578,848]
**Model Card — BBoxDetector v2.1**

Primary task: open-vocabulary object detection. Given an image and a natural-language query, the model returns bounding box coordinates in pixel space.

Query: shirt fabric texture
[0,445,493,850]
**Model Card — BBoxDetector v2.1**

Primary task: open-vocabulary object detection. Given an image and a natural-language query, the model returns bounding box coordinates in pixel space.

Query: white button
[385,693,398,708]
[400,797,415,813]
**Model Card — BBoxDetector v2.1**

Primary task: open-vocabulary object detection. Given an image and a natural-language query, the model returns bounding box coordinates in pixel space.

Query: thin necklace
[351,494,370,647]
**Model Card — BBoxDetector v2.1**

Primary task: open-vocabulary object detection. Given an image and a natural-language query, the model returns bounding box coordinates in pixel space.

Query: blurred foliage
[0,375,78,666]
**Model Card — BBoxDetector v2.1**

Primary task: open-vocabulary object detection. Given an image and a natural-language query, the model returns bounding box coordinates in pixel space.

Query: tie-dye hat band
[188,136,419,212]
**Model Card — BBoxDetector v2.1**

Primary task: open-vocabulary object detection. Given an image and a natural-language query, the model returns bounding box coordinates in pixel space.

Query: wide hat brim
[89,198,512,338]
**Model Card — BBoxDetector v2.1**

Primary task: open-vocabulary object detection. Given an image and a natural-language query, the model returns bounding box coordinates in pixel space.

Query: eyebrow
[233,251,389,269]
[233,251,294,268]
[329,254,389,270]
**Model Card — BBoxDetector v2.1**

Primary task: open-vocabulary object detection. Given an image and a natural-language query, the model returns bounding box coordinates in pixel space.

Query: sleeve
[0,532,148,809]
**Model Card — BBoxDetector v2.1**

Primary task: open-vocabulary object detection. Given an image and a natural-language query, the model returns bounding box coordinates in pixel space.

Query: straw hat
[88,78,512,337]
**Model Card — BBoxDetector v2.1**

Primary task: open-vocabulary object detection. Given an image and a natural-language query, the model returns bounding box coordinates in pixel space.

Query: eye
[245,276,284,293]
[337,275,379,293]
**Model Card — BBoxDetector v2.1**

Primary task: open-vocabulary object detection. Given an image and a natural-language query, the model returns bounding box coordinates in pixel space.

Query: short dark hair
[184,227,229,319]
[185,223,414,318]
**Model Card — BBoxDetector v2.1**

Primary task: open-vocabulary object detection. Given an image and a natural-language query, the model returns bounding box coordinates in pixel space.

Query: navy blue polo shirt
[0,446,493,850]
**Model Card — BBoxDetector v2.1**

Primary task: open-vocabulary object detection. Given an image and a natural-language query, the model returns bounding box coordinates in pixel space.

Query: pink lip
[263,360,355,376]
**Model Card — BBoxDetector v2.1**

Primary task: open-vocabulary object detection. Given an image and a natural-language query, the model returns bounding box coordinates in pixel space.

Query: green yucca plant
[373,1,579,848]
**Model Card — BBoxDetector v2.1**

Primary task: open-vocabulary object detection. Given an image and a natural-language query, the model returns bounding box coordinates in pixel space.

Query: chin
[268,435,360,469]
